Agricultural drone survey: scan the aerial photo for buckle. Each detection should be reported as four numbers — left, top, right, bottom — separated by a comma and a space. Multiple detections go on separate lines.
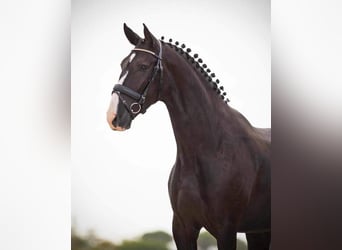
130, 102, 141, 114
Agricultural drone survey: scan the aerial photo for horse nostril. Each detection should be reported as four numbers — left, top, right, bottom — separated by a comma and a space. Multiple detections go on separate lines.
112, 116, 118, 127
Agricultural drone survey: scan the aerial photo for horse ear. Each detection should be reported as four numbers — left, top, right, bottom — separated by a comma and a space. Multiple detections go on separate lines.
143, 23, 157, 48
123, 23, 141, 46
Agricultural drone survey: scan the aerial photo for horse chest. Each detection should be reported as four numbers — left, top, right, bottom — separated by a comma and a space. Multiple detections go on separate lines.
171, 182, 207, 222
168, 156, 258, 227
169, 168, 207, 218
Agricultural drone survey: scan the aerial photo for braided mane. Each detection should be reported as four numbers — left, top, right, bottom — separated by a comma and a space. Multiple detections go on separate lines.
160, 36, 230, 104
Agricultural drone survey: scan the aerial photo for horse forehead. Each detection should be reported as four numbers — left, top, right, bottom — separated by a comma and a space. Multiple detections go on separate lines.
120, 52, 135, 68
118, 71, 128, 84
118, 52, 135, 82
129, 52, 136, 62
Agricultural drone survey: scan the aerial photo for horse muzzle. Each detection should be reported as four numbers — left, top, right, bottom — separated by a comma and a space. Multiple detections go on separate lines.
107, 93, 132, 131
106, 112, 126, 131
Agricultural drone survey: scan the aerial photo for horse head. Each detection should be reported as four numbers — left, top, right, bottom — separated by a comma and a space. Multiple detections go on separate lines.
107, 24, 162, 131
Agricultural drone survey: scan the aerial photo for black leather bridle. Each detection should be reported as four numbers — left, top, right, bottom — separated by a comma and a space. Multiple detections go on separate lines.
112, 40, 163, 119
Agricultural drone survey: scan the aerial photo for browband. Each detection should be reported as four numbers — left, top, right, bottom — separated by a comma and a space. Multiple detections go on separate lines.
132, 48, 162, 60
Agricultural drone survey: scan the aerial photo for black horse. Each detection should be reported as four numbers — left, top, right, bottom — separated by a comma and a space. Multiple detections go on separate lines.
107, 24, 270, 250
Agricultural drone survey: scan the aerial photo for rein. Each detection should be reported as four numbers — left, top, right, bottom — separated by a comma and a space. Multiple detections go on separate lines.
112, 40, 163, 118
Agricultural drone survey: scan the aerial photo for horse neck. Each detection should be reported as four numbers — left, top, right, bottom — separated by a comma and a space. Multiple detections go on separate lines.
159, 46, 254, 152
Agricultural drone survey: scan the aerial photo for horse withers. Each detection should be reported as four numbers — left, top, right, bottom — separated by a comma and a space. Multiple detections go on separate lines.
107, 24, 271, 250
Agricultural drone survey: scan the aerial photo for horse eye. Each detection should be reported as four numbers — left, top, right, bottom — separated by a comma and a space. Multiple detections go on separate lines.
139, 64, 148, 71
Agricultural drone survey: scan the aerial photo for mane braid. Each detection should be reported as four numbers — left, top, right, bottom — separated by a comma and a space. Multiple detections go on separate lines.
160, 36, 230, 104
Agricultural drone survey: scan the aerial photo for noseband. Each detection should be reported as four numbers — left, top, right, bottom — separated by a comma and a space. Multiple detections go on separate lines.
112, 40, 163, 118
